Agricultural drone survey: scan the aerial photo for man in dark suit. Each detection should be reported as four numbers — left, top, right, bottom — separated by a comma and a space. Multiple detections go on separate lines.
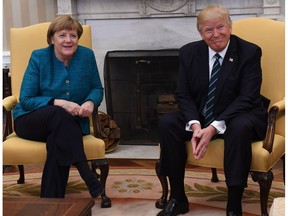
156, 5, 268, 216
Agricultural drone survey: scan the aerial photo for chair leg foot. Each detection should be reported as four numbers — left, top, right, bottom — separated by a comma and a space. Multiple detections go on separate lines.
17, 165, 25, 184
155, 160, 168, 209
155, 197, 167, 209
211, 168, 219, 182
281, 154, 285, 184
91, 159, 112, 208
101, 195, 112, 208
250, 170, 273, 216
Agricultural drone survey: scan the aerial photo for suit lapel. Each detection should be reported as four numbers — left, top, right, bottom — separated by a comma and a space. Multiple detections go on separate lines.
215, 36, 238, 97
195, 42, 209, 82
197, 43, 210, 111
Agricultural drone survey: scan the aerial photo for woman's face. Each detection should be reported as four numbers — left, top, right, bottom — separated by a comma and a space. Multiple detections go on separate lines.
51, 29, 79, 64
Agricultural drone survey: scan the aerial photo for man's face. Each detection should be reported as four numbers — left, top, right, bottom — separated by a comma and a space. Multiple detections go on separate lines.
199, 18, 232, 52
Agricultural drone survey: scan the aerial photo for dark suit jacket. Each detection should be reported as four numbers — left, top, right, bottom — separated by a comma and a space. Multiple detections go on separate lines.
175, 34, 268, 134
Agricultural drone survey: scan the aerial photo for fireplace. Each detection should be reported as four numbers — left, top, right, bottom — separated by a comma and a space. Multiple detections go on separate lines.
104, 49, 179, 145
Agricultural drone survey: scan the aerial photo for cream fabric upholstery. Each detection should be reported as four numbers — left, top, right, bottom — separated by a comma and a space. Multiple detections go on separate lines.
232, 18, 285, 137
186, 134, 285, 172
4, 133, 105, 165
3, 22, 105, 165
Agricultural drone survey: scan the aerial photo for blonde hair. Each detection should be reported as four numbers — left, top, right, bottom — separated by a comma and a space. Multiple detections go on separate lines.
47, 15, 83, 44
197, 5, 232, 32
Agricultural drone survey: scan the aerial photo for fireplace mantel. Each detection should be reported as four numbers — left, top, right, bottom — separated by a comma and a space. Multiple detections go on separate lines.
57, 0, 283, 21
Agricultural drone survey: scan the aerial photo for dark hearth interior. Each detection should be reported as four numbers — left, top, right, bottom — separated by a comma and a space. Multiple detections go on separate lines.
104, 49, 179, 145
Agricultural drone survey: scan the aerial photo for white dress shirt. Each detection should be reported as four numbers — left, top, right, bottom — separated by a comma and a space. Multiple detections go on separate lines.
185, 42, 230, 134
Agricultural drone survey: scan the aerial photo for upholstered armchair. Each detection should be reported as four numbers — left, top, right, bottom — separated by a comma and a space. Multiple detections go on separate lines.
3, 22, 112, 208
155, 18, 285, 216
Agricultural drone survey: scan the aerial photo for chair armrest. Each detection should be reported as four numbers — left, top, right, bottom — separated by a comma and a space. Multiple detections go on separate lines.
3, 95, 18, 111
3, 96, 17, 140
272, 98, 285, 112
91, 107, 101, 138
262, 98, 285, 153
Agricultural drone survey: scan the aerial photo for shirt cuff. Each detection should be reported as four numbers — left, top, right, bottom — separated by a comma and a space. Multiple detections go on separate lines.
185, 120, 226, 134
185, 120, 200, 131
211, 120, 226, 134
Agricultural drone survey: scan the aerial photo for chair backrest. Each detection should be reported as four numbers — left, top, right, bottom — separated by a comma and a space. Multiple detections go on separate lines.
10, 22, 92, 99
232, 18, 285, 137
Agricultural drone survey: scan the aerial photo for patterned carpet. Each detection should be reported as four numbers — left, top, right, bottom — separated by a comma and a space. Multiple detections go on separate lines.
3, 162, 285, 216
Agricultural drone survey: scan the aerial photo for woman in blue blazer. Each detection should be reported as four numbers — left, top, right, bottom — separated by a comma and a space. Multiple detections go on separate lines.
157, 6, 268, 216
13, 16, 104, 198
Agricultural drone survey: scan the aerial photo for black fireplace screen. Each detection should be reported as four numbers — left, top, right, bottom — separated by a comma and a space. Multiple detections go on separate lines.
104, 49, 179, 145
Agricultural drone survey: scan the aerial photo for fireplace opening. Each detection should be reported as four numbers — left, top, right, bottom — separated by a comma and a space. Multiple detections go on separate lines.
104, 49, 179, 146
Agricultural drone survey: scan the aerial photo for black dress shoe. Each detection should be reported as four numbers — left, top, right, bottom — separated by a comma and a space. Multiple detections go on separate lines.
156, 198, 189, 216
227, 211, 242, 216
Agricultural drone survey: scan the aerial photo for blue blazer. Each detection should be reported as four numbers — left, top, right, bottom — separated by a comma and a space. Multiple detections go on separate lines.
13, 45, 104, 135
176, 35, 268, 136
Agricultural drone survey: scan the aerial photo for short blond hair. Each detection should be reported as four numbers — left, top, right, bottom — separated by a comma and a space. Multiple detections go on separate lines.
47, 15, 83, 45
197, 5, 232, 32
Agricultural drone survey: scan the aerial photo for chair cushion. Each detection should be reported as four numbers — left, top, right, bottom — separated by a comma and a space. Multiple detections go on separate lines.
3, 132, 105, 165
83, 135, 106, 160
186, 134, 285, 172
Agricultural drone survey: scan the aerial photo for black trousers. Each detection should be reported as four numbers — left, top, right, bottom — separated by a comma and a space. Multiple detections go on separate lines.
158, 112, 265, 189
14, 106, 87, 198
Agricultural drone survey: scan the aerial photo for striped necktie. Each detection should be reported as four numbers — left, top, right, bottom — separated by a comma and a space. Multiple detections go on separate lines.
204, 53, 221, 127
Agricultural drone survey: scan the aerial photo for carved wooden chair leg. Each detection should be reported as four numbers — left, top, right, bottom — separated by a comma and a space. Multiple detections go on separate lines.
155, 159, 168, 209
92, 162, 101, 179
281, 154, 285, 184
92, 159, 112, 208
211, 168, 219, 182
250, 170, 273, 216
17, 165, 25, 184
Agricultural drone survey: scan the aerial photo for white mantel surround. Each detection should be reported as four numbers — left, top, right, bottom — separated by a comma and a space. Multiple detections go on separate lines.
55, 0, 282, 112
